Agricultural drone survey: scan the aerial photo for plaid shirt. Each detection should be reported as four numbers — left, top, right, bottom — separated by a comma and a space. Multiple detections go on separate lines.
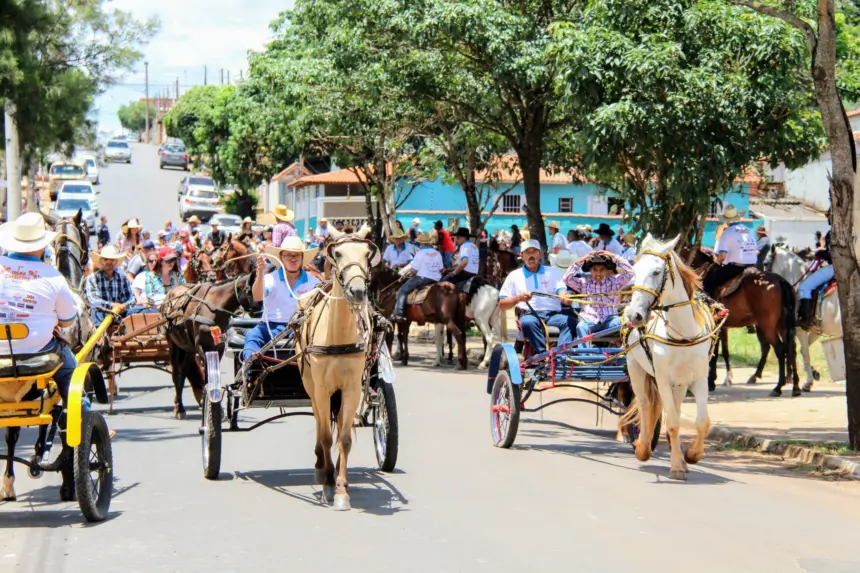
563, 255, 633, 324
271, 222, 298, 247
85, 270, 135, 308
144, 271, 185, 301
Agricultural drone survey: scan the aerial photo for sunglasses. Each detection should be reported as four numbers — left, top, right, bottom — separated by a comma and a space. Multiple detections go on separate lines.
148, 258, 157, 263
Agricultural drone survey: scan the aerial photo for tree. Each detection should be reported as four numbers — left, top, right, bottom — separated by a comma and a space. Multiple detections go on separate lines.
551, 0, 825, 246
724, 0, 860, 449
117, 101, 155, 133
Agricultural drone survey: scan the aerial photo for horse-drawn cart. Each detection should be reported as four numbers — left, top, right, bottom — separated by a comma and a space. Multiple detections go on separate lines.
197, 316, 399, 480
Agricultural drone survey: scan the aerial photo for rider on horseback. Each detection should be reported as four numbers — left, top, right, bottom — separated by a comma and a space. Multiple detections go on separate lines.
382, 229, 415, 270
797, 210, 833, 328
702, 205, 757, 299
443, 227, 479, 285
391, 232, 443, 323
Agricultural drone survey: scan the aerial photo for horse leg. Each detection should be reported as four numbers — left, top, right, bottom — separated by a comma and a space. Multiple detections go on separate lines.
333, 383, 361, 511
657, 377, 686, 481
474, 300, 495, 369
768, 335, 787, 397
800, 331, 819, 392
684, 377, 711, 465
708, 341, 718, 393
446, 328, 454, 364
170, 344, 188, 419
431, 324, 444, 367
311, 386, 335, 503
628, 359, 657, 462
747, 327, 770, 385
720, 329, 733, 386
399, 322, 409, 366
2, 428, 20, 501
446, 317, 467, 370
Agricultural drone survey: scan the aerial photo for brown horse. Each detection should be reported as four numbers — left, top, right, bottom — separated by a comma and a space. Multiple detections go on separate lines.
185, 250, 216, 283
488, 237, 518, 287
681, 246, 799, 397
369, 266, 469, 369
211, 238, 251, 279
161, 272, 258, 418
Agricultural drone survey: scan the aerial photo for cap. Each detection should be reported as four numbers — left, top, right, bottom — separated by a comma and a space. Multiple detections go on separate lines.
142, 240, 155, 250
520, 239, 542, 253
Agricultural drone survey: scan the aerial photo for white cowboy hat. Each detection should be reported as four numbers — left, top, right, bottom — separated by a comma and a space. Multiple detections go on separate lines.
553, 249, 575, 269
263, 235, 319, 266
0, 212, 57, 253
271, 204, 295, 223
126, 218, 143, 229
721, 204, 745, 222
91, 245, 126, 267
520, 239, 542, 254
242, 217, 254, 224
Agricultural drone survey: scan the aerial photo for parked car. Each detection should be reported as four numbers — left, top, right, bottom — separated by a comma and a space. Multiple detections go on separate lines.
178, 176, 222, 222
51, 197, 96, 232
125, 133, 139, 142
79, 155, 100, 184
48, 162, 86, 200
159, 144, 190, 170
201, 214, 243, 237
57, 181, 99, 214
105, 140, 132, 163
177, 174, 217, 200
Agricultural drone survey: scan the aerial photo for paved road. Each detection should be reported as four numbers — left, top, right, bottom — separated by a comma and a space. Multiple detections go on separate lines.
4, 145, 860, 573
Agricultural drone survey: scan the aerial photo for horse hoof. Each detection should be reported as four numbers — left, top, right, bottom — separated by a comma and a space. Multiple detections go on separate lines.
456, 364, 467, 371
769, 389, 782, 398
59, 485, 76, 502
321, 485, 335, 503
745, 377, 758, 385
792, 388, 802, 397
332, 494, 351, 511
175, 410, 187, 420
684, 448, 703, 465
668, 469, 687, 481
802, 382, 813, 392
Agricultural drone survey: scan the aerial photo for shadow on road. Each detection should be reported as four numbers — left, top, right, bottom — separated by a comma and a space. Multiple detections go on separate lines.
235, 467, 409, 516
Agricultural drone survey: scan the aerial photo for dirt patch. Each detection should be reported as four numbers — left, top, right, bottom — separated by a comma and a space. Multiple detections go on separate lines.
705, 441, 859, 482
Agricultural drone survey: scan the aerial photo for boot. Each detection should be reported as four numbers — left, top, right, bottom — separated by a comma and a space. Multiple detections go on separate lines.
797, 299, 813, 329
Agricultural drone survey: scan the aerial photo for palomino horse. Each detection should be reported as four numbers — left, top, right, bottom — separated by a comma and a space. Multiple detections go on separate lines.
682, 246, 799, 397
295, 225, 379, 510
161, 273, 258, 418
623, 234, 720, 481
767, 247, 841, 391
51, 211, 93, 355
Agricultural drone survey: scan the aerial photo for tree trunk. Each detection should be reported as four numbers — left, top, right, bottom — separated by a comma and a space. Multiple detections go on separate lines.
463, 179, 482, 234
811, 1, 860, 449
515, 134, 547, 256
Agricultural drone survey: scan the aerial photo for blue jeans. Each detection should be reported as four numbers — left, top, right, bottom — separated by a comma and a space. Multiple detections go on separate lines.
90, 305, 154, 327
242, 322, 289, 361
394, 276, 437, 316
519, 311, 577, 354
576, 315, 622, 348
41, 340, 90, 413
442, 251, 453, 268
798, 265, 835, 300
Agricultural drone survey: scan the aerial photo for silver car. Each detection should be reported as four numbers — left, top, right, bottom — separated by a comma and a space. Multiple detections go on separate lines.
105, 140, 132, 163
52, 196, 96, 232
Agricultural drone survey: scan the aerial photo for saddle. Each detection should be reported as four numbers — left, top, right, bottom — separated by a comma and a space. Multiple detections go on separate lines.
811, 279, 838, 324
716, 267, 760, 299
406, 285, 434, 306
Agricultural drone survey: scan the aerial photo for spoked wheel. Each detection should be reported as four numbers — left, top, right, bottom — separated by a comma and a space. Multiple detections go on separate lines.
490, 370, 521, 448
373, 380, 399, 472
201, 394, 222, 480
626, 416, 662, 453
74, 412, 113, 522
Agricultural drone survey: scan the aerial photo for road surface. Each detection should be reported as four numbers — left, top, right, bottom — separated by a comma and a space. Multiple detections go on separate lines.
3, 145, 860, 573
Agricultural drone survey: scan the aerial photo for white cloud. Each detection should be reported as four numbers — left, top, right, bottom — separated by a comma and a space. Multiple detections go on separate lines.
96, 0, 293, 133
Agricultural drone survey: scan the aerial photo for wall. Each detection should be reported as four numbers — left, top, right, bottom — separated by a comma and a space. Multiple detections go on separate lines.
781, 153, 833, 211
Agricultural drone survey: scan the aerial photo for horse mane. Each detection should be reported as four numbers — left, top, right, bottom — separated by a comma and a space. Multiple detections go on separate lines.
671, 251, 702, 298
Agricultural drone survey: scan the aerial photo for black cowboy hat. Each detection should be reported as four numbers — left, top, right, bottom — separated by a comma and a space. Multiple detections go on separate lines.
454, 227, 472, 238
581, 252, 617, 272
595, 223, 615, 237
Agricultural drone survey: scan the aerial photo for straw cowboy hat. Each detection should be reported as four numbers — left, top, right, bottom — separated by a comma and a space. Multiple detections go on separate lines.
126, 218, 142, 229
721, 204, 745, 222
546, 220, 561, 231
263, 235, 318, 266
0, 213, 57, 253
553, 249, 575, 269
389, 229, 408, 241
415, 232, 435, 245
271, 204, 295, 223
187, 215, 202, 225
91, 245, 126, 267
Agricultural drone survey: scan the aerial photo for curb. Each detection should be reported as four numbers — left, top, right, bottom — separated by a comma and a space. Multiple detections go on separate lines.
682, 416, 860, 478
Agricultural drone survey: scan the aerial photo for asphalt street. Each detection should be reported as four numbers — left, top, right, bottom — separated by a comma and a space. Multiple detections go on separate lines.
2, 145, 860, 573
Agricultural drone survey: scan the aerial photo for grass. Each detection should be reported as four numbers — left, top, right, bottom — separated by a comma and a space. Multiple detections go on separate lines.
712, 441, 760, 452
726, 329, 829, 377
772, 440, 856, 457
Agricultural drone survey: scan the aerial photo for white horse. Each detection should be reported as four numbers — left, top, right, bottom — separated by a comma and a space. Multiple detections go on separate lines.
622, 234, 716, 481
768, 247, 841, 390
432, 283, 502, 369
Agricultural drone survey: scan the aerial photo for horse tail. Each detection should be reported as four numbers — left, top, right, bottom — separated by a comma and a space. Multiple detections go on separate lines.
778, 276, 797, 383
618, 374, 661, 438
330, 389, 342, 434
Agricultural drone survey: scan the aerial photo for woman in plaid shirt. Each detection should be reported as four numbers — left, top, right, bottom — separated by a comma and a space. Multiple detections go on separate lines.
144, 247, 185, 305
563, 251, 633, 346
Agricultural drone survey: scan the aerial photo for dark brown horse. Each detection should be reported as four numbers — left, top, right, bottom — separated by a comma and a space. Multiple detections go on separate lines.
488, 237, 518, 287
185, 250, 216, 283
369, 266, 469, 369
161, 272, 258, 418
681, 246, 799, 397
210, 238, 251, 279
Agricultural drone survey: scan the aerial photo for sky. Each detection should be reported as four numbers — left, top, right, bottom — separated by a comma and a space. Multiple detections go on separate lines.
94, 0, 293, 135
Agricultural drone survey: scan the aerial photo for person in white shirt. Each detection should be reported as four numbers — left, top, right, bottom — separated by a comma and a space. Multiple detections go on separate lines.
499, 239, 576, 354
408, 217, 423, 246
703, 205, 758, 299
444, 227, 480, 285
568, 228, 594, 259
382, 229, 415, 269
621, 232, 637, 264
243, 236, 321, 361
392, 233, 443, 321
314, 218, 329, 244
547, 221, 568, 254
593, 223, 623, 255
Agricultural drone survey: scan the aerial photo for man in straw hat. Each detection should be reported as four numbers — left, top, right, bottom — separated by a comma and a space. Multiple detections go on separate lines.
382, 228, 415, 270
499, 239, 576, 354
243, 236, 321, 361
547, 220, 568, 255
392, 232, 444, 322
270, 204, 298, 248
702, 204, 757, 299
443, 227, 479, 285
0, 213, 86, 410
85, 245, 141, 326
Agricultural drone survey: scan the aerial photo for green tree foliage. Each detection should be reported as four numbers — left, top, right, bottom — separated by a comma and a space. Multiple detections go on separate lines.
117, 101, 155, 133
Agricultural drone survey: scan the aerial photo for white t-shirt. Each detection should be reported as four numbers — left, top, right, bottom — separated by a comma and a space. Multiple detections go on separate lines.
621, 245, 636, 264
411, 247, 444, 281
263, 269, 321, 323
569, 240, 593, 259
500, 265, 566, 313
551, 233, 568, 252
595, 238, 623, 255
457, 240, 480, 274
383, 243, 415, 267
0, 254, 78, 354
132, 272, 148, 302
717, 223, 758, 265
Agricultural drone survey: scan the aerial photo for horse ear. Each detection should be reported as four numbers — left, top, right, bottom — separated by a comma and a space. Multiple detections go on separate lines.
329, 227, 344, 241
357, 225, 371, 239
368, 244, 381, 267
74, 209, 82, 224
664, 234, 681, 252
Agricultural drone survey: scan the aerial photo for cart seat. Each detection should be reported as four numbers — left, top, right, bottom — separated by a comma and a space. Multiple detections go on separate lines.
230, 317, 262, 329
113, 313, 164, 341
0, 352, 62, 379
226, 328, 292, 351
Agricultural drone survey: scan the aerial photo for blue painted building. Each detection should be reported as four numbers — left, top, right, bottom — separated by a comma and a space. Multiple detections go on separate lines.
283, 163, 757, 247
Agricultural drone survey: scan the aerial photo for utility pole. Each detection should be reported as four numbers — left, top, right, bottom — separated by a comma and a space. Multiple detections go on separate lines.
144, 61, 150, 144
239, 69, 243, 82
4, 103, 21, 221
220, 68, 224, 85
175, 77, 179, 101
227, 70, 231, 85
204, 65, 208, 86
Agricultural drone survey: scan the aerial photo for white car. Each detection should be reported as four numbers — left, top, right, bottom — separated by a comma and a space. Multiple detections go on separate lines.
105, 140, 132, 163
51, 196, 96, 232
57, 181, 99, 215
79, 155, 100, 184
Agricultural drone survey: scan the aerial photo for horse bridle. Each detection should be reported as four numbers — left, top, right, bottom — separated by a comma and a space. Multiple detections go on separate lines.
630, 250, 695, 312
326, 236, 378, 297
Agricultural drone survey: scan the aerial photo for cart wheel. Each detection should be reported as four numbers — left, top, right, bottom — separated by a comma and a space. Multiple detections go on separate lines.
627, 416, 662, 453
201, 394, 222, 480
373, 380, 399, 472
491, 370, 521, 448
74, 412, 113, 522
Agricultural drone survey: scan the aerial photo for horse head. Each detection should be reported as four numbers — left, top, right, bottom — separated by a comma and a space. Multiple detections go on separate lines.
326, 225, 380, 305
625, 233, 682, 328
54, 209, 89, 290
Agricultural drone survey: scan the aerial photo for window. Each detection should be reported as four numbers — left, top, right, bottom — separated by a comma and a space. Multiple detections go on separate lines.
278, 182, 288, 205
51, 165, 84, 176
107, 141, 129, 149
190, 176, 214, 186
501, 194, 522, 213
447, 217, 461, 231
60, 184, 93, 194
56, 198, 92, 212
190, 189, 218, 199
607, 197, 625, 216
708, 200, 722, 218
558, 197, 573, 213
